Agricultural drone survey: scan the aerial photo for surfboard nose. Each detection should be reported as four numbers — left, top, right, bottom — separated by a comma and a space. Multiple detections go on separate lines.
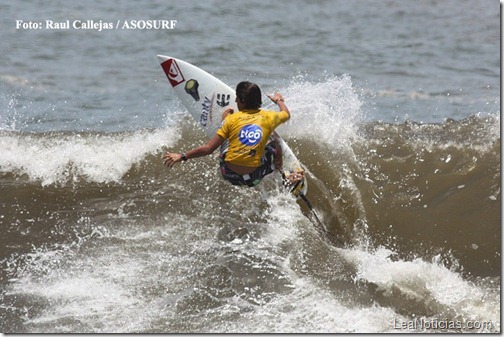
157, 54, 170, 64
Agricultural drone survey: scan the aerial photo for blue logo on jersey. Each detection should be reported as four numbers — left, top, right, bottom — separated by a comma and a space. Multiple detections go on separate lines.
239, 124, 263, 146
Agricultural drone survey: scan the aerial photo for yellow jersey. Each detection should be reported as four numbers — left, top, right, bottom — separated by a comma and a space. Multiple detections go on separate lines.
216, 109, 289, 167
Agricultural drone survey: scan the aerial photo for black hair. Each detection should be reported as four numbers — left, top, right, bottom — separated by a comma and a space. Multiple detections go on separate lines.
236, 81, 262, 109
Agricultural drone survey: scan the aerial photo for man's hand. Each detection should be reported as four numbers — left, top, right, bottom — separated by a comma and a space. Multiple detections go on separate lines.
267, 92, 290, 119
267, 92, 284, 104
221, 107, 234, 120
162, 152, 182, 168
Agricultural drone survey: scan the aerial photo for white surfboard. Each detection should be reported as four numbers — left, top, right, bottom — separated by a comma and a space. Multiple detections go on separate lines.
157, 55, 306, 196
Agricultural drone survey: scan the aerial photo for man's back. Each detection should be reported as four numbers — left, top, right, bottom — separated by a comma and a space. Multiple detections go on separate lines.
217, 109, 289, 167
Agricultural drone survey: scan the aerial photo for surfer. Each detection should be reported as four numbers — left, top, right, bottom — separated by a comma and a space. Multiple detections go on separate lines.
162, 81, 304, 187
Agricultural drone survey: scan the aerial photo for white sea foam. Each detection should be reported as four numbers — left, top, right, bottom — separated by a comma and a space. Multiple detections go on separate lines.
279, 74, 364, 150
341, 246, 500, 331
0, 127, 179, 185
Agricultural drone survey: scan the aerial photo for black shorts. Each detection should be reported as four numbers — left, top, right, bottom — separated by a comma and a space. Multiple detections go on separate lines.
219, 142, 276, 187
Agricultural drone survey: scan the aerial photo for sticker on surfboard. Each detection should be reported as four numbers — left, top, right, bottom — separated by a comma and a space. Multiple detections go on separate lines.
161, 58, 185, 87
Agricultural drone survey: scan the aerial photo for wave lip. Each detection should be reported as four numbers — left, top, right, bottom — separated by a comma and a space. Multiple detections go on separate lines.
0, 128, 179, 186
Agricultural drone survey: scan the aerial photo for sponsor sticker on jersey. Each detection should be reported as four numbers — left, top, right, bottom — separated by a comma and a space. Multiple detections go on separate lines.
239, 124, 263, 146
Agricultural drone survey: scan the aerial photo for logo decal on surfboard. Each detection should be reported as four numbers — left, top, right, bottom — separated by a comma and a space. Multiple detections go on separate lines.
200, 95, 213, 127
161, 58, 185, 87
185, 79, 200, 101
216, 93, 230, 107
239, 124, 263, 146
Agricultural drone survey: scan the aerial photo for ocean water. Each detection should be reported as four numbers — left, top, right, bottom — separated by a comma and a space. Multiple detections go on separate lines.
0, 0, 500, 333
